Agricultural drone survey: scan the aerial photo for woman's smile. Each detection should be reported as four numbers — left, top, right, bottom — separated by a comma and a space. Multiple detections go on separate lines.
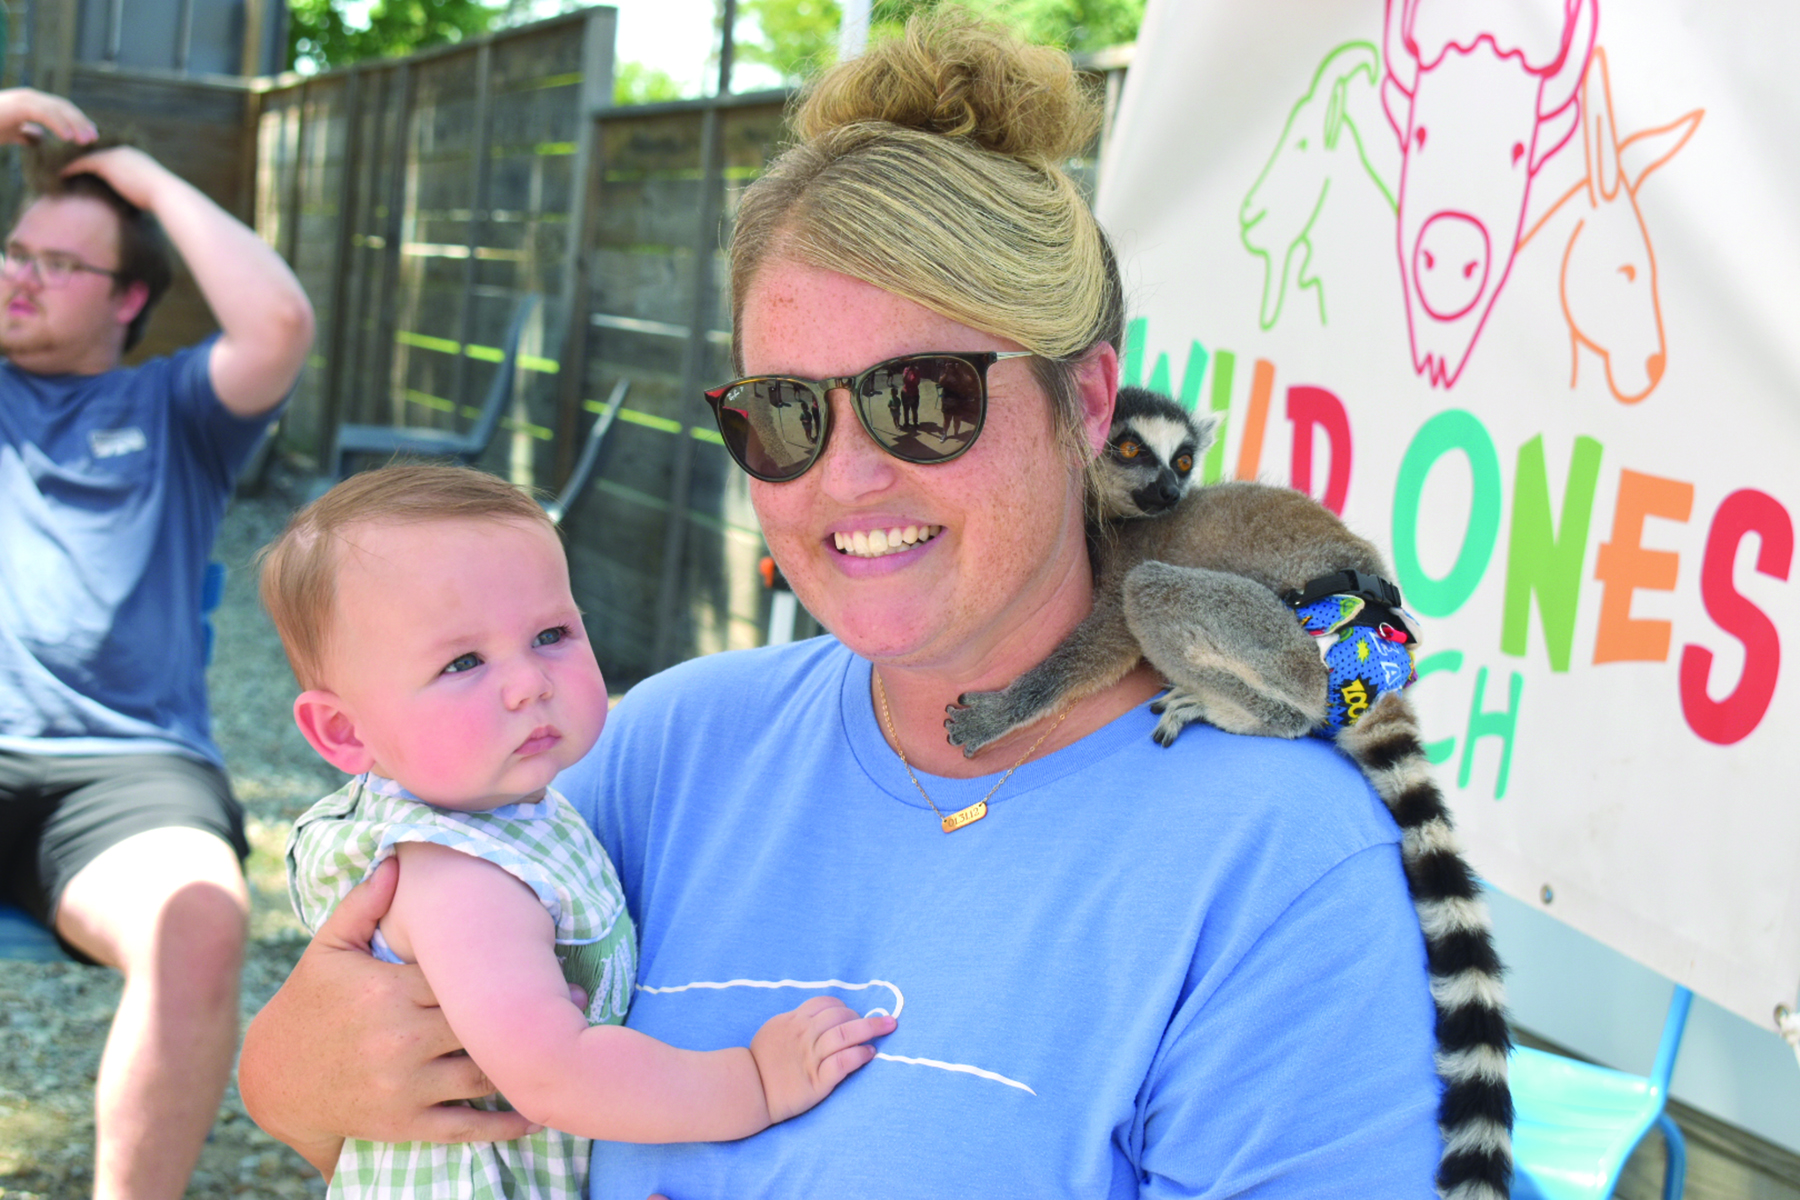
831, 523, 943, 558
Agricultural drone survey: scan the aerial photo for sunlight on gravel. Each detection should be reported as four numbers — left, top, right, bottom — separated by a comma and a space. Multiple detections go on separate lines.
0, 467, 338, 1198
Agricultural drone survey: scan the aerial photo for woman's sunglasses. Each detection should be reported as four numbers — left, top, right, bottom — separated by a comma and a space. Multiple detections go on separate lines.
703, 350, 1035, 483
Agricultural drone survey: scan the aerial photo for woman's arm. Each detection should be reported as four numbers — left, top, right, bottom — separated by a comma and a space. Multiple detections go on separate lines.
389, 841, 895, 1142
238, 858, 534, 1175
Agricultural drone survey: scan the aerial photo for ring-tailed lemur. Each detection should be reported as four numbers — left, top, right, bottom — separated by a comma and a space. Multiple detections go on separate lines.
946, 387, 1513, 1200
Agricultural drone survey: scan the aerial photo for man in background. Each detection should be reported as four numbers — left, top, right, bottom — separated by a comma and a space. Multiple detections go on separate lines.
0, 87, 313, 1198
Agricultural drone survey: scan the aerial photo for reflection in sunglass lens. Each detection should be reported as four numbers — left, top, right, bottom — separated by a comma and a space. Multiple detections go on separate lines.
707, 352, 1003, 483
717, 381, 824, 481
859, 357, 983, 463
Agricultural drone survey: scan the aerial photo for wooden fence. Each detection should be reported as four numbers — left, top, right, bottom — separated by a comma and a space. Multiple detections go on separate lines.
252, 11, 1126, 689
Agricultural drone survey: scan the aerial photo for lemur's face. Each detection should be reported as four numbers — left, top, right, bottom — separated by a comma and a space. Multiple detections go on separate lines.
1094, 409, 1204, 520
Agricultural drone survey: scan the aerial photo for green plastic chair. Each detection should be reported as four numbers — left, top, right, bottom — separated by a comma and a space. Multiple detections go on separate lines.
1511, 984, 1691, 1200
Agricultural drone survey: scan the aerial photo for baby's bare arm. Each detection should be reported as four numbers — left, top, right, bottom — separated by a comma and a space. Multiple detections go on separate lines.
239, 858, 531, 1177
391, 843, 894, 1143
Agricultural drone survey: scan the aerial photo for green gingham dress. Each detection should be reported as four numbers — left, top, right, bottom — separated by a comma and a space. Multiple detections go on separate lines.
287, 773, 636, 1200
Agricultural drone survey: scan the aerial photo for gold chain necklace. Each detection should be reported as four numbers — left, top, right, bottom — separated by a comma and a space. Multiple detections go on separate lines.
873, 669, 1069, 833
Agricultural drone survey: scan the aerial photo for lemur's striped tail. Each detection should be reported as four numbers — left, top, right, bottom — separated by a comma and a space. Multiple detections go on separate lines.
1338, 691, 1514, 1200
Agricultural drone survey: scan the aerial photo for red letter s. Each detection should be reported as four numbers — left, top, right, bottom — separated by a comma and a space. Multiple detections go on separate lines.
1679, 490, 1793, 745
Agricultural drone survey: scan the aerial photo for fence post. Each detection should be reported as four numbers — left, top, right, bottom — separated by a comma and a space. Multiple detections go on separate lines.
450, 40, 498, 422
343, 66, 389, 420
653, 0, 737, 671
372, 60, 414, 427
319, 67, 365, 452
553, 7, 616, 490
281, 80, 308, 271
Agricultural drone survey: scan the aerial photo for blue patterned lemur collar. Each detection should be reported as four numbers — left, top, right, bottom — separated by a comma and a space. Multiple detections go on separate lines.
1282, 571, 1423, 732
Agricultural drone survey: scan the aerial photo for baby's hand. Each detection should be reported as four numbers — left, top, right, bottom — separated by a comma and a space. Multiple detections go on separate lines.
749, 996, 896, 1124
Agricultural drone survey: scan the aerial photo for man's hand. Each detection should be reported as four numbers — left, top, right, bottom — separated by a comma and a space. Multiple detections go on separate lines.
238, 858, 533, 1177
0, 88, 95, 146
60, 145, 174, 211
54, 137, 316, 415
748, 996, 895, 1125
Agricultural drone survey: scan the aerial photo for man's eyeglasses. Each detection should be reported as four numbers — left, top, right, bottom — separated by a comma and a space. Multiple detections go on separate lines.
704, 351, 1035, 483
0, 244, 122, 288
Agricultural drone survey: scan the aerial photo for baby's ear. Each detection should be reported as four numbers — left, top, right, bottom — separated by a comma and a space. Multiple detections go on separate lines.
293, 690, 374, 774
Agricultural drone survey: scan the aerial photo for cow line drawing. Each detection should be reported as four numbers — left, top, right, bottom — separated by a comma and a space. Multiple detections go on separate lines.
1239, 41, 1397, 330
1382, 0, 1596, 388
1519, 46, 1702, 404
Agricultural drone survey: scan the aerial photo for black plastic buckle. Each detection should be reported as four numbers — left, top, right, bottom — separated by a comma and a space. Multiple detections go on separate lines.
1280, 569, 1404, 612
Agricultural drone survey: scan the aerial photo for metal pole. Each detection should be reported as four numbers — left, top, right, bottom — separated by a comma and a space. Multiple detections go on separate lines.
176, 0, 195, 73
651, 0, 735, 671
839, 0, 871, 60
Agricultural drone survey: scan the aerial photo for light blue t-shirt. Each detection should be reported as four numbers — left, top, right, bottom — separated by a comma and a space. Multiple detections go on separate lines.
0, 338, 273, 765
559, 638, 1441, 1199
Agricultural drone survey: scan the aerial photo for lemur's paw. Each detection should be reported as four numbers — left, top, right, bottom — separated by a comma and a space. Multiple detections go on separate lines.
1150, 689, 1206, 747
944, 692, 1013, 757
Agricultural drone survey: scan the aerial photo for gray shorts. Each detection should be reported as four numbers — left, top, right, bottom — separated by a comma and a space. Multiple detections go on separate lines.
0, 750, 248, 962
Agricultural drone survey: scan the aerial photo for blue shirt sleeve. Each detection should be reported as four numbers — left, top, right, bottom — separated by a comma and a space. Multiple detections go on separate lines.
1136, 843, 1441, 1198
168, 335, 281, 492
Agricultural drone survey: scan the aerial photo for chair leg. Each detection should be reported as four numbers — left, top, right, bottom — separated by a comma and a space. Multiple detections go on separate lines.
1656, 1111, 1686, 1200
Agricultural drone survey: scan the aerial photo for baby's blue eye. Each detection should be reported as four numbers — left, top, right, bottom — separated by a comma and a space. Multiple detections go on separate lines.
534, 625, 569, 647
442, 652, 481, 675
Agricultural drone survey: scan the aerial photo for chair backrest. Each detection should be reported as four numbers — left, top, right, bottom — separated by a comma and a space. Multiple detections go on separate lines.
1650, 985, 1693, 1096
464, 293, 544, 455
546, 378, 629, 524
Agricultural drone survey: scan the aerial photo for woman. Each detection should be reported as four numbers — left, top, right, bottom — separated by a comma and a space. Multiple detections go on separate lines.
242, 15, 1442, 1197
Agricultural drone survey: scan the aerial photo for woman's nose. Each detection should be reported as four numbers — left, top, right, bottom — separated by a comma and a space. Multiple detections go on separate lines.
816, 387, 897, 499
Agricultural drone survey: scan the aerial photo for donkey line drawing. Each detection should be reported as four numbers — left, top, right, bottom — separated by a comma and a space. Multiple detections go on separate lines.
1519, 45, 1702, 405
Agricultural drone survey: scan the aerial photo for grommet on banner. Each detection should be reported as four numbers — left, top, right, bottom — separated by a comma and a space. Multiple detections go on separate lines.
1776, 1003, 1800, 1070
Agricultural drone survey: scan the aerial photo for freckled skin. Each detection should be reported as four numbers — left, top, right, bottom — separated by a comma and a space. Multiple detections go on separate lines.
738, 258, 1159, 778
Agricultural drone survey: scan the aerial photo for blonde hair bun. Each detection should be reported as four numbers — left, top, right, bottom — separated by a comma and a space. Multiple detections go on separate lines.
796, 12, 1101, 166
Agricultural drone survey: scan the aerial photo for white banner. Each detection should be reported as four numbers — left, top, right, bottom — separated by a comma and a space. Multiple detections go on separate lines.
1096, 0, 1799, 1030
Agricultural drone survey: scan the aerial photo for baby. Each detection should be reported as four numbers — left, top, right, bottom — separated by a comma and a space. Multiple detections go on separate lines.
260, 463, 893, 1198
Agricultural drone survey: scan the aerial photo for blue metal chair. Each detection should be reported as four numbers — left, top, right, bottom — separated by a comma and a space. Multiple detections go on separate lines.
1512, 984, 1692, 1200
543, 378, 628, 525
327, 293, 543, 481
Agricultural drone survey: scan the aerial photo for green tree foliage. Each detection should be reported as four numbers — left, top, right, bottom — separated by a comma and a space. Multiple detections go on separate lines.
736, 0, 1143, 85
735, 0, 841, 86
614, 61, 687, 105
974, 0, 1143, 53
287, 0, 502, 73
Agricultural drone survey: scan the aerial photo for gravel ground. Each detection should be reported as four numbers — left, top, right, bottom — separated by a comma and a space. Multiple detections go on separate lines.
0, 465, 340, 1198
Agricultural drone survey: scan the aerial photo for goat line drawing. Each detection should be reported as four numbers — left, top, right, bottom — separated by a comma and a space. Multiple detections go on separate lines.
1239, 41, 1396, 331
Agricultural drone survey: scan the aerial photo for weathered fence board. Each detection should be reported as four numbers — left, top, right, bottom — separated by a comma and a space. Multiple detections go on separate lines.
250, 14, 1117, 685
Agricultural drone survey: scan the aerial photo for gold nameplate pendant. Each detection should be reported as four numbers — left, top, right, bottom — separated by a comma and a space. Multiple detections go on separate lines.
940, 801, 987, 833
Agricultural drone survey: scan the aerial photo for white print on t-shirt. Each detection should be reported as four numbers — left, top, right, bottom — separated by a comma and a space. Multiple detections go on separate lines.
636, 976, 1036, 1095
89, 427, 147, 458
